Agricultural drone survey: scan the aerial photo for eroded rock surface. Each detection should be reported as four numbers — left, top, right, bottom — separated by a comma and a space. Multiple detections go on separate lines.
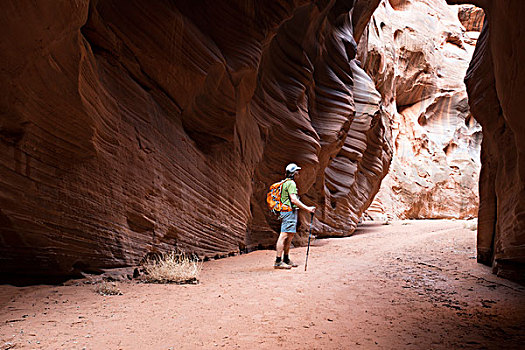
358, 0, 482, 219
447, 0, 525, 282
0, 0, 389, 277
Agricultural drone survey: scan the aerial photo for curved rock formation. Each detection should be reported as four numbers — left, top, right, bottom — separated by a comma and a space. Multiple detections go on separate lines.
0, 0, 389, 278
458, 5, 485, 32
447, 0, 525, 283
357, 0, 482, 219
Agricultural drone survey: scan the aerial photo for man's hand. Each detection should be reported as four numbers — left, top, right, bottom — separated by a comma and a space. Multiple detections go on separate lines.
307, 206, 316, 214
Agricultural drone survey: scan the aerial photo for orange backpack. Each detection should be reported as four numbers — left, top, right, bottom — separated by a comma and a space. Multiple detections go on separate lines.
267, 179, 292, 213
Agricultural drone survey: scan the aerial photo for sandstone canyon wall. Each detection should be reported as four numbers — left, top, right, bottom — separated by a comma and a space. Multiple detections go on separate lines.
447, 0, 525, 282
358, 0, 483, 220
0, 0, 391, 278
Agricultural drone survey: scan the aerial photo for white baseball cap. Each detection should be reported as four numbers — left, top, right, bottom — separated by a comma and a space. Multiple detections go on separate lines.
285, 163, 301, 173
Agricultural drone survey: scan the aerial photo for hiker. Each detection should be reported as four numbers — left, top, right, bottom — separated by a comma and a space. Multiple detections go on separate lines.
274, 163, 316, 269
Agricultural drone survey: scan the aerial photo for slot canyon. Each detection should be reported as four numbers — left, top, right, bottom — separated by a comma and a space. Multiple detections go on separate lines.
1, 0, 525, 348
2, 0, 523, 283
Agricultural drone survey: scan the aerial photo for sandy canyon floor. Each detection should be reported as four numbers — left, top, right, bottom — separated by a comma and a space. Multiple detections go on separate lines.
1, 220, 524, 349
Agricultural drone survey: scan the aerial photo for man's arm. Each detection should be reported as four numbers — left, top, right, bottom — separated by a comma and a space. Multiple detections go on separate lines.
290, 193, 316, 213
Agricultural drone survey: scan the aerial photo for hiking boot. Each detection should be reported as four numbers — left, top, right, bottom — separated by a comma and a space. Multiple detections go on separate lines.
274, 261, 292, 269
284, 260, 298, 268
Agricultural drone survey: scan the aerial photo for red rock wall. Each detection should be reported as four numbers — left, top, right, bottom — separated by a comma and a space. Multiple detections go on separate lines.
448, 0, 525, 282
0, 0, 389, 277
458, 4, 485, 31
357, 0, 482, 220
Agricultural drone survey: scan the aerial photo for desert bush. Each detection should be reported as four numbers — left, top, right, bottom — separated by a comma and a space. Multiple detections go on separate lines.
95, 282, 123, 296
142, 252, 201, 284
463, 220, 478, 231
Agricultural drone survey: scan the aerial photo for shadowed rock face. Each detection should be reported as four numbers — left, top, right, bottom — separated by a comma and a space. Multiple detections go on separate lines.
358, 0, 482, 220
448, 0, 525, 283
0, 0, 390, 277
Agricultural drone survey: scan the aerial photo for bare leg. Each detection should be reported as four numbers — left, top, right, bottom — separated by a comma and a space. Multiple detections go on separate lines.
283, 232, 294, 256
276, 232, 288, 259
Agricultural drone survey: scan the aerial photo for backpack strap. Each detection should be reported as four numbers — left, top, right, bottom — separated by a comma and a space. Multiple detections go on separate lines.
280, 178, 293, 212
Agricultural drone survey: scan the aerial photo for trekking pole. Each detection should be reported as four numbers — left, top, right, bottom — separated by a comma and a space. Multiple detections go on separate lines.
304, 212, 314, 271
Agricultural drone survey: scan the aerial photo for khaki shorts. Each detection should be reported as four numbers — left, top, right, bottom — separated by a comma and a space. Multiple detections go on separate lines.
280, 210, 298, 233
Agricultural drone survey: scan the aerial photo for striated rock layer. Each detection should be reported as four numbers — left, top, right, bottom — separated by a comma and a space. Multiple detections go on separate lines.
0, 0, 390, 277
358, 0, 482, 220
446, 0, 525, 282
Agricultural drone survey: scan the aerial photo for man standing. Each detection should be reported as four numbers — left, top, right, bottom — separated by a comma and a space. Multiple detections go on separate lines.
275, 163, 316, 269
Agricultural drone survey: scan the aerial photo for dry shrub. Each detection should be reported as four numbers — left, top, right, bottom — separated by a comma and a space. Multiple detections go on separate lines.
142, 252, 201, 284
463, 221, 478, 231
95, 282, 123, 296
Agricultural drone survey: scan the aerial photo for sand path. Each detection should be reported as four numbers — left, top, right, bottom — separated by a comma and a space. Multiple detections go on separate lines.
1, 220, 524, 349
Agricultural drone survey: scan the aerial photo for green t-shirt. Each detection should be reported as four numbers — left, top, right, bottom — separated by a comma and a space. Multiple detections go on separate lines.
281, 179, 298, 209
